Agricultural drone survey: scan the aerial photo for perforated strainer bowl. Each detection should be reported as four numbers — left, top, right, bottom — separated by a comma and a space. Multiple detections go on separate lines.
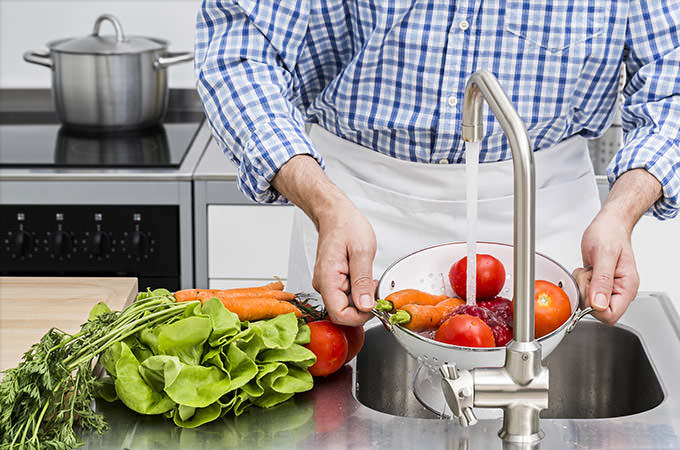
373, 241, 592, 371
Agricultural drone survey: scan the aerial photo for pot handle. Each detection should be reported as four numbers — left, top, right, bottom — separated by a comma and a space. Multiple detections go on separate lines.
23, 50, 53, 69
154, 52, 194, 69
566, 306, 594, 334
92, 14, 126, 42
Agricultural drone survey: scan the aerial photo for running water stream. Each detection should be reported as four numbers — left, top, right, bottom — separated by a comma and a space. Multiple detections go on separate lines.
465, 141, 481, 306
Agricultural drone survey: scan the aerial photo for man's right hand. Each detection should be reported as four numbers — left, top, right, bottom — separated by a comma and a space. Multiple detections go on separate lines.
271, 154, 376, 326
312, 198, 376, 325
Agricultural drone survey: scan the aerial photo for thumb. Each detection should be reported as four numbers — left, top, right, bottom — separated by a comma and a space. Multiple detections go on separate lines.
349, 248, 375, 312
588, 250, 619, 311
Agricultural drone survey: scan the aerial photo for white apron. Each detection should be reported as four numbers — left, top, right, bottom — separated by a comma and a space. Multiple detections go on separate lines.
286, 124, 601, 294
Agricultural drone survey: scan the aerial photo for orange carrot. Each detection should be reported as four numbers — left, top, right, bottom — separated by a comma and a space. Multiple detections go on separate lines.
174, 280, 289, 303
261, 279, 285, 291
383, 289, 448, 312
174, 288, 301, 321
436, 297, 465, 317
390, 298, 465, 331
192, 290, 295, 303
214, 296, 301, 321
202, 290, 294, 301
394, 304, 444, 331
173, 289, 204, 302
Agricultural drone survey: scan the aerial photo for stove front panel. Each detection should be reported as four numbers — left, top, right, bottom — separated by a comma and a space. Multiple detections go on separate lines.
0, 205, 181, 291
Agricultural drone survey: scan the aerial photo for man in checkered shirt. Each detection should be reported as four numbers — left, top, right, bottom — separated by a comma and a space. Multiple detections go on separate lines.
196, 1, 679, 327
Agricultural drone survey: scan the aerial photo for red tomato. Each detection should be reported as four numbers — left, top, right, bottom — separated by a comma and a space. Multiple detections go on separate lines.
512, 280, 572, 338
434, 314, 496, 347
338, 325, 365, 363
305, 321, 348, 377
533, 280, 572, 338
449, 254, 506, 300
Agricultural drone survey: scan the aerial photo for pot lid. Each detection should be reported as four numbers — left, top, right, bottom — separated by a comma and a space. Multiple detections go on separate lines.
50, 14, 166, 55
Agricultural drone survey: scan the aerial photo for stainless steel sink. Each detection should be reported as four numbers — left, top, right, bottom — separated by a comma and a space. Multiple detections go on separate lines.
356, 321, 664, 420
542, 321, 663, 418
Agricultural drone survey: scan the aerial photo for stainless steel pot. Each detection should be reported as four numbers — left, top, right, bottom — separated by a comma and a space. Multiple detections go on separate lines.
23, 14, 193, 130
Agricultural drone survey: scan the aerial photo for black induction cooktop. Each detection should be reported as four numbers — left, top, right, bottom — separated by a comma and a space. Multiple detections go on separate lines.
0, 110, 204, 169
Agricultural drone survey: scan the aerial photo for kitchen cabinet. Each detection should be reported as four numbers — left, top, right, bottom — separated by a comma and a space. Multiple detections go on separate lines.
193, 140, 295, 288
207, 204, 294, 285
632, 215, 680, 312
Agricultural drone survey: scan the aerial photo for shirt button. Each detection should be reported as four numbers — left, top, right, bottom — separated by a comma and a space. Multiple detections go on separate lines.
459, 19, 470, 31
447, 95, 457, 107
439, 158, 449, 164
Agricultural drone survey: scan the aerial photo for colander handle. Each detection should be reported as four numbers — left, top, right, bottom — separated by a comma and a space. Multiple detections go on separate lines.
371, 309, 393, 332
566, 307, 594, 334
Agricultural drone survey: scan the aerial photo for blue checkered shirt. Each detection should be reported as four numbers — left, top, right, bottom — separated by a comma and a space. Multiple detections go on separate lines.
195, 0, 680, 219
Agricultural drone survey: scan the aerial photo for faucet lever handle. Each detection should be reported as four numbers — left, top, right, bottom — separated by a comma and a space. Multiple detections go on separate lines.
440, 364, 477, 427
461, 406, 478, 427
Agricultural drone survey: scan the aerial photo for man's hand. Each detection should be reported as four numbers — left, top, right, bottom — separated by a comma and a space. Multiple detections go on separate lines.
574, 169, 662, 325
272, 154, 376, 326
574, 215, 639, 325
312, 200, 376, 325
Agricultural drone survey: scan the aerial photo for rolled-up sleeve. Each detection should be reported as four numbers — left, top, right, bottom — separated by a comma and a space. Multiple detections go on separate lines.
608, 1, 680, 219
195, 0, 323, 204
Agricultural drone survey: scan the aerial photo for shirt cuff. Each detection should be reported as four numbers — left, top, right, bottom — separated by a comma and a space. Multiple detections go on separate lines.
236, 119, 324, 204
607, 132, 680, 220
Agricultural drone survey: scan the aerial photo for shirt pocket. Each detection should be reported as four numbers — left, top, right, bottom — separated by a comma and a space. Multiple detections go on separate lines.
504, 0, 604, 54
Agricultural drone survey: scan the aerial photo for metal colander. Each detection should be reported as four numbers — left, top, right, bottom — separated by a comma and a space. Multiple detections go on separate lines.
372, 241, 592, 371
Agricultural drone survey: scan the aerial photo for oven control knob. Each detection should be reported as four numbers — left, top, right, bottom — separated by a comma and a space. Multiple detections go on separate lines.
90, 231, 110, 257
129, 230, 149, 256
53, 230, 73, 257
13, 230, 34, 257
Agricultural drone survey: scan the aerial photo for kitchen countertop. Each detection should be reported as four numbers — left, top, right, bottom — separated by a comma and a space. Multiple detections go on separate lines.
193, 137, 239, 181
0, 276, 137, 371
81, 292, 680, 450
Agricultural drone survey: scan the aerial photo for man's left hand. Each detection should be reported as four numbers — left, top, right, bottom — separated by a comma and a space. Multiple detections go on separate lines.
573, 168, 662, 325
574, 211, 639, 325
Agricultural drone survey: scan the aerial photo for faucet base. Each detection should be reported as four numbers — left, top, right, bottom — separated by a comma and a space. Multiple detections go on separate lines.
498, 403, 545, 444
498, 429, 545, 444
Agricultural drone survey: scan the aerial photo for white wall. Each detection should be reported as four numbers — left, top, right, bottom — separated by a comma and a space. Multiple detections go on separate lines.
0, 0, 200, 88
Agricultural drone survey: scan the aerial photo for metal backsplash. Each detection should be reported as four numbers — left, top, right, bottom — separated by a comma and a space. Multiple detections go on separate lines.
586, 66, 626, 176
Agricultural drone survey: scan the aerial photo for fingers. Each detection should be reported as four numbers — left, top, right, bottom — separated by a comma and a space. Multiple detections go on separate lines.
326, 295, 373, 325
591, 253, 640, 326
348, 245, 376, 312
310, 204, 376, 324
587, 247, 620, 312
313, 259, 372, 326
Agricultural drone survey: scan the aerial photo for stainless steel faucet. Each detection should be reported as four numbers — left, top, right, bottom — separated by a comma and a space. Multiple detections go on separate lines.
440, 70, 549, 443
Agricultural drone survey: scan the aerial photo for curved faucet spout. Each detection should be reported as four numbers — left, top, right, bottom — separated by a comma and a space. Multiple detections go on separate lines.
462, 70, 536, 343
442, 71, 548, 444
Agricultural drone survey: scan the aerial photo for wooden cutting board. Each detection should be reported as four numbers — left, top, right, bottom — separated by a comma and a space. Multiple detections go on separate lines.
0, 277, 137, 372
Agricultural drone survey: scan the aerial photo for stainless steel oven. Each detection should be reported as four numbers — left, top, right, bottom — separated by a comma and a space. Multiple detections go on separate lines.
0, 89, 209, 290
